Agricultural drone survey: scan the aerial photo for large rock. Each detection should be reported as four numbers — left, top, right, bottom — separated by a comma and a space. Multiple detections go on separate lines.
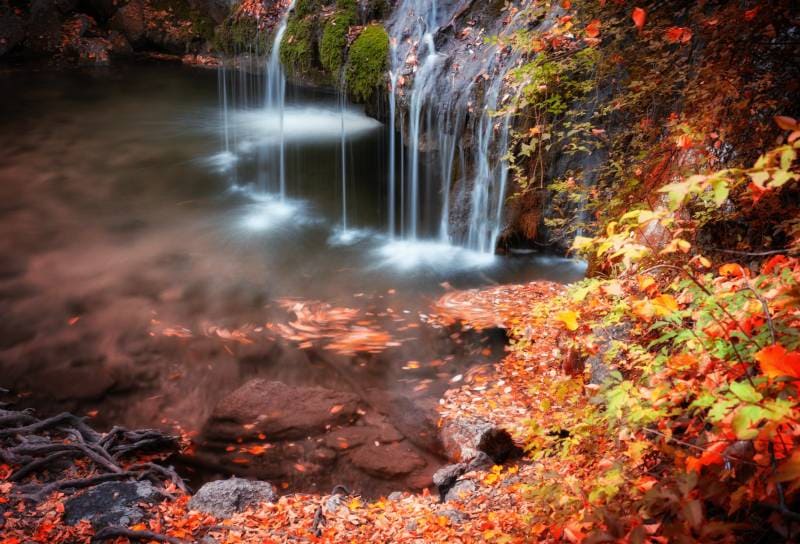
0, 11, 25, 57
204, 379, 360, 441
110, 0, 145, 46
64, 481, 157, 528
189, 478, 277, 518
349, 442, 426, 479
440, 418, 521, 463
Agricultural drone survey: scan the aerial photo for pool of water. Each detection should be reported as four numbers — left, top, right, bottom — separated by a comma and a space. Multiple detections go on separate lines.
0, 62, 584, 496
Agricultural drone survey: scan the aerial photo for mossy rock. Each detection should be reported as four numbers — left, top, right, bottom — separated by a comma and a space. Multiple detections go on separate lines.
214, 14, 270, 55
345, 24, 389, 102
293, 0, 323, 18
319, 0, 358, 78
280, 16, 316, 76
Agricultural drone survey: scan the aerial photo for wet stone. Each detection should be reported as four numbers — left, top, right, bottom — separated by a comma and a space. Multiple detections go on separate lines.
189, 477, 277, 519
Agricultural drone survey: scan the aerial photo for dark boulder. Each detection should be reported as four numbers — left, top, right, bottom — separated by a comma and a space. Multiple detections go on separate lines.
64, 481, 157, 528
110, 0, 145, 47
440, 418, 521, 463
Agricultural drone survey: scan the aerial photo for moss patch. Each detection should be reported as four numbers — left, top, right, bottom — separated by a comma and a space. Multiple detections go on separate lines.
345, 24, 389, 102
213, 14, 270, 55
319, 0, 358, 78
280, 16, 316, 76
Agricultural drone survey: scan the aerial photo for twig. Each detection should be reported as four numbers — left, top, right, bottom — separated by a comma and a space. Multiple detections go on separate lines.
643, 428, 757, 466
708, 248, 792, 257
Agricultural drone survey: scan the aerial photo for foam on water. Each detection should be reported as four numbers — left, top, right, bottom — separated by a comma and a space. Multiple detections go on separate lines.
374, 239, 497, 272
233, 106, 383, 144
328, 227, 372, 246
234, 190, 306, 232
203, 150, 238, 172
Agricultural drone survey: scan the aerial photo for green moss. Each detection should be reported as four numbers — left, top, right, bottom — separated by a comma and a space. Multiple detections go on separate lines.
345, 24, 389, 102
293, 0, 323, 18
320, 0, 358, 78
213, 14, 270, 55
280, 17, 316, 76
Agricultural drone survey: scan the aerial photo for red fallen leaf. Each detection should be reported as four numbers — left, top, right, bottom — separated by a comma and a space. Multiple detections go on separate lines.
744, 6, 760, 21
774, 115, 799, 131
686, 441, 727, 473
86, 410, 99, 418
329, 404, 344, 414
231, 457, 251, 464
755, 344, 800, 380
294, 463, 307, 473
762, 255, 789, 274
561, 0, 571, 9
748, 181, 768, 204
632, 7, 646, 30
585, 19, 601, 38
665, 26, 692, 44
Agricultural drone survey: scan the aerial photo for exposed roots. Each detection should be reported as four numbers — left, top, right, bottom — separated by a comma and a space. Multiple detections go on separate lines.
0, 405, 186, 503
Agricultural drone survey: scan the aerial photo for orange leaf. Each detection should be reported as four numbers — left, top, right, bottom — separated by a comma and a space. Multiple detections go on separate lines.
632, 7, 646, 30
755, 344, 800, 380
686, 441, 727, 473
719, 263, 746, 279
774, 115, 799, 131
665, 26, 692, 44
585, 19, 601, 38
743, 7, 760, 21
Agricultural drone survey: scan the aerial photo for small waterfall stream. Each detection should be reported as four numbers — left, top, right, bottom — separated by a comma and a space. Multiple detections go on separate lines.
264, 0, 296, 198
387, 0, 524, 254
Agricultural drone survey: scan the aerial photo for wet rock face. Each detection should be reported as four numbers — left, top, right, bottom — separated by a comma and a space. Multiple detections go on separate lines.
63, 481, 157, 528
189, 477, 277, 518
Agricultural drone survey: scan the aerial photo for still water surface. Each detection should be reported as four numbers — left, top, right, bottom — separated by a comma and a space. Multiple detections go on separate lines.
0, 63, 583, 494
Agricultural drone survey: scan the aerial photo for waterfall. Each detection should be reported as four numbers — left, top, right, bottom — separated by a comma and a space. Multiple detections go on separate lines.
387, 0, 523, 254
387, 41, 398, 239
264, 0, 296, 199
339, 71, 348, 233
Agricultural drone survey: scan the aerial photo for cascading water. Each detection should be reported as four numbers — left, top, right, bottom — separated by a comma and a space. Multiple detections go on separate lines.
339, 71, 349, 233
387, 0, 525, 254
264, 0, 296, 199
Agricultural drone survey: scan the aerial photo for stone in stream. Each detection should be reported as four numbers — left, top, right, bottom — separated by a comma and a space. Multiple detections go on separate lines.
63, 481, 157, 528
203, 379, 360, 441
440, 418, 521, 464
189, 477, 277, 518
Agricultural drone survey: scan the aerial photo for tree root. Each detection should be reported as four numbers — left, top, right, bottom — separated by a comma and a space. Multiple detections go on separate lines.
1, 405, 185, 502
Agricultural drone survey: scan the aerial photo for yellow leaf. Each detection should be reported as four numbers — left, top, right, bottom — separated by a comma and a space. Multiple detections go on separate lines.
651, 294, 679, 316
555, 310, 579, 331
